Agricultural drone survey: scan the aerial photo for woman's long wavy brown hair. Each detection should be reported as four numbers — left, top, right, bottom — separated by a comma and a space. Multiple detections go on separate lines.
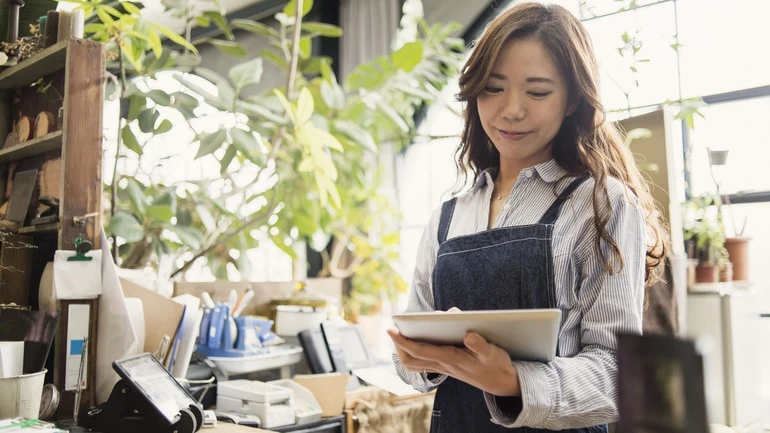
455, 2, 667, 283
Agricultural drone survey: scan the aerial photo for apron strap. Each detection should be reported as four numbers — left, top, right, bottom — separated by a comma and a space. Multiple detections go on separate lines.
437, 198, 457, 245
538, 176, 589, 225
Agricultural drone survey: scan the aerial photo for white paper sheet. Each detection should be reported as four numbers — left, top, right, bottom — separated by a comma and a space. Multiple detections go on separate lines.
95, 227, 139, 404
53, 250, 102, 300
170, 295, 202, 379
65, 304, 89, 391
352, 365, 420, 397
0, 341, 24, 378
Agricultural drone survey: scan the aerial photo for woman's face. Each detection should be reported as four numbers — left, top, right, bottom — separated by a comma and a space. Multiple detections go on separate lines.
477, 37, 572, 169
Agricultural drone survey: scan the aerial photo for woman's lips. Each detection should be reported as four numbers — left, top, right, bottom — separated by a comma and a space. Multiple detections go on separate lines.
497, 129, 531, 141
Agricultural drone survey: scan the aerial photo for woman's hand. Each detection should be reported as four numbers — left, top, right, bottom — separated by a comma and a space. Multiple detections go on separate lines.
387, 328, 521, 397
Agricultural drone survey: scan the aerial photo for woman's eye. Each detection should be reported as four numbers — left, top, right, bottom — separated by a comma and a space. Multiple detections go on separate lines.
529, 91, 552, 98
484, 87, 503, 94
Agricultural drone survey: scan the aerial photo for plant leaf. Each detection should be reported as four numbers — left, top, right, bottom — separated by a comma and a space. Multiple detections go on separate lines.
121, 125, 142, 155
220, 143, 237, 174
165, 224, 204, 248
295, 87, 314, 125
260, 50, 288, 70
392, 41, 423, 72
270, 234, 297, 259
229, 58, 264, 90
146, 205, 174, 222
231, 128, 262, 158
299, 37, 311, 59
375, 99, 409, 133
138, 109, 159, 133
121, 1, 142, 15
125, 178, 146, 216
334, 120, 376, 152
147, 89, 171, 106
171, 91, 199, 108
155, 119, 173, 134
207, 39, 248, 57
283, 0, 314, 18
301, 22, 342, 37
147, 29, 162, 59
273, 90, 297, 125
231, 19, 277, 38
196, 129, 227, 159
153, 23, 198, 54
204, 11, 233, 40
109, 212, 145, 243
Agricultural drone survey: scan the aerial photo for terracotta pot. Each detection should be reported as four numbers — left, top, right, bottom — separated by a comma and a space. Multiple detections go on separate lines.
695, 264, 718, 283
725, 237, 750, 281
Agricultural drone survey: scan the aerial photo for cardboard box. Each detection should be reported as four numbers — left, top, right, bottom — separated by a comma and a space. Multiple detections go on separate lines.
121, 278, 185, 366
292, 373, 349, 417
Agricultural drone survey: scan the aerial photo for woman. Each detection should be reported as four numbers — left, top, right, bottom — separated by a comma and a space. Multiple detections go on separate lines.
388, 2, 667, 432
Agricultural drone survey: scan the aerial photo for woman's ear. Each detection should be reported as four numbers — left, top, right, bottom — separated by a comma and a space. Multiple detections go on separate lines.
566, 100, 578, 116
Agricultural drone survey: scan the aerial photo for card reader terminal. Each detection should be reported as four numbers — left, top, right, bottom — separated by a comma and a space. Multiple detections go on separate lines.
216, 380, 295, 429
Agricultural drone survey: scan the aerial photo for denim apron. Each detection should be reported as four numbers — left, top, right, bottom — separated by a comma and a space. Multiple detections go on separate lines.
430, 176, 606, 433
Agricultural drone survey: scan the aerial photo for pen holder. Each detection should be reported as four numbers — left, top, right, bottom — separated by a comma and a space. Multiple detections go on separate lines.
196, 304, 274, 358
234, 317, 274, 351
0, 369, 46, 419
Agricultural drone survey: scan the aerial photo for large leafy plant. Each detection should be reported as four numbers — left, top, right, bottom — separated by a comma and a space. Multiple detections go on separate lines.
79, 0, 463, 314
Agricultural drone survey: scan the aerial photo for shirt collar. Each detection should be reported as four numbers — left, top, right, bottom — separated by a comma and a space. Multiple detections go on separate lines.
473, 159, 569, 191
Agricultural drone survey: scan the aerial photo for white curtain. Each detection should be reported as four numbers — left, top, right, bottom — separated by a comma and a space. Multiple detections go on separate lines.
339, 0, 401, 79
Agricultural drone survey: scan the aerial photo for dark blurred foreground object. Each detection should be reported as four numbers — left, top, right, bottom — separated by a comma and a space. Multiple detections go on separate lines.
617, 334, 709, 433
0, 305, 58, 373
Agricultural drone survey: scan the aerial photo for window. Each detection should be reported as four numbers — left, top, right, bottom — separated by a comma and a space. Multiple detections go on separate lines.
688, 96, 770, 197
676, 0, 770, 98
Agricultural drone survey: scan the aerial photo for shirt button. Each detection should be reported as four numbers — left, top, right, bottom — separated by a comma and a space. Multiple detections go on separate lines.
525, 170, 533, 178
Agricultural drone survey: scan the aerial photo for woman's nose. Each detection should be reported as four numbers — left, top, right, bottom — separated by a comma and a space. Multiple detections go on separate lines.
501, 93, 525, 121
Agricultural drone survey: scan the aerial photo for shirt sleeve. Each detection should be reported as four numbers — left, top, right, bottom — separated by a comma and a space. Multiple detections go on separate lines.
484, 193, 646, 429
392, 206, 449, 392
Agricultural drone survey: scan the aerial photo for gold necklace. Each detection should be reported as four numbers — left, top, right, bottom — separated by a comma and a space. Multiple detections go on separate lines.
492, 193, 509, 201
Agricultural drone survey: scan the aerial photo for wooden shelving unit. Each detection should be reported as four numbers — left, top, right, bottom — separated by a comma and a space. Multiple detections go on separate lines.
0, 37, 103, 419
0, 131, 62, 163
0, 39, 70, 89
18, 222, 60, 234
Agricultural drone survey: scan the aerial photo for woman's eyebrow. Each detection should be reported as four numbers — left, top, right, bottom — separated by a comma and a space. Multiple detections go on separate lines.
526, 76, 556, 84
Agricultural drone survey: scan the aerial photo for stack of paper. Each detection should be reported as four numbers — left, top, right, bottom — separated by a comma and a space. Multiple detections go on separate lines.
0, 341, 24, 378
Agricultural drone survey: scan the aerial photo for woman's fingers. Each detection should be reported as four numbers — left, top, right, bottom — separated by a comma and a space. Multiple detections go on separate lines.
388, 329, 455, 373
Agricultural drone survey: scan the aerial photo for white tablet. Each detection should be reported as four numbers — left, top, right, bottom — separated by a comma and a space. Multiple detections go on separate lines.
392, 309, 561, 362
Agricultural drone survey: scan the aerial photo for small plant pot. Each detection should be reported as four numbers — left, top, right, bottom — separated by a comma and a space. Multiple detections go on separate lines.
695, 264, 718, 283
725, 237, 750, 281
719, 263, 733, 283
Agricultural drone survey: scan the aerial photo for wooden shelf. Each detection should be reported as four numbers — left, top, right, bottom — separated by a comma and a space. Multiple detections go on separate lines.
18, 222, 60, 234
0, 39, 69, 90
0, 131, 62, 163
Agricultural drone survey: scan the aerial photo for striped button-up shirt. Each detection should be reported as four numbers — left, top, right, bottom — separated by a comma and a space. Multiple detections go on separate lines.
394, 159, 646, 429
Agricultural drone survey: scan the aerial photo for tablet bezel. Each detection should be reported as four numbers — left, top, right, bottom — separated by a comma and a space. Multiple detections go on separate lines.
392, 308, 561, 362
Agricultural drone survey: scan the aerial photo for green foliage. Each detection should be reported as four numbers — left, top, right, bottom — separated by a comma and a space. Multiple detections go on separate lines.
86, 1, 463, 313
682, 194, 729, 268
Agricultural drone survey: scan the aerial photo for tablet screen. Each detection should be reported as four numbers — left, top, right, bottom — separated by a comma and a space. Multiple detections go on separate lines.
115, 354, 198, 423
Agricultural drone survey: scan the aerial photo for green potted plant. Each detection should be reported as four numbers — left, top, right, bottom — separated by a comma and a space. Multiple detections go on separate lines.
682, 194, 730, 283
75, 0, 463, 315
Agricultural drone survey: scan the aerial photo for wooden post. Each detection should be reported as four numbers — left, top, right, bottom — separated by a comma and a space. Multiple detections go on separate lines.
53, 37, 104, 418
